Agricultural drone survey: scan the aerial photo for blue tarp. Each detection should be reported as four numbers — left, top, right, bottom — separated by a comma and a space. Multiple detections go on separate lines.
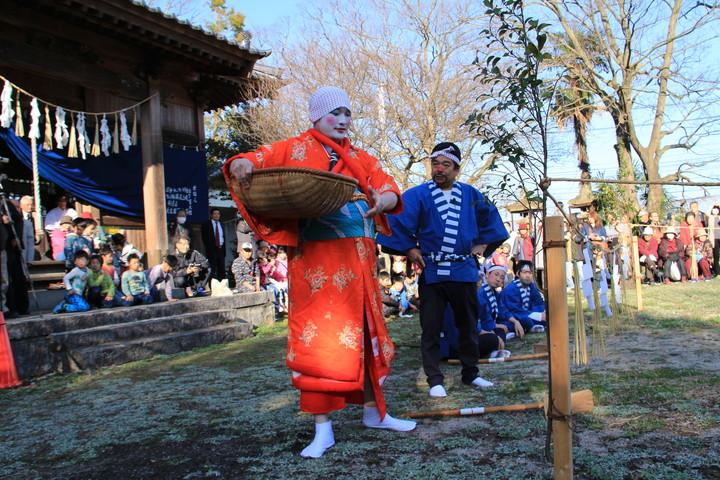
0, 127, 209, 222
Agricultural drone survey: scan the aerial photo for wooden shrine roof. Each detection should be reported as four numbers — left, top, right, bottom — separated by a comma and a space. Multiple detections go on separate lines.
4, 0, 272, 109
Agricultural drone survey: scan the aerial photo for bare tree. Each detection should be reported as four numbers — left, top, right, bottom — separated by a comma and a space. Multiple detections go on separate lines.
544, 0, 720, 213
237, 0, 496, 189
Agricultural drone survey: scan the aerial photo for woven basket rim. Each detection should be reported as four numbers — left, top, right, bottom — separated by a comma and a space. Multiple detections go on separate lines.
248, 166, 359, 186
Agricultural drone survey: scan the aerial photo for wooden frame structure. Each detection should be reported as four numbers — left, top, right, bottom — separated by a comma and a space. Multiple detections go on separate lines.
0, 0, 270, 264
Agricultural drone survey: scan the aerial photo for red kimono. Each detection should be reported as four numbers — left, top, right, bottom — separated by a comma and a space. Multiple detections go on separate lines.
224, 129, 402, 417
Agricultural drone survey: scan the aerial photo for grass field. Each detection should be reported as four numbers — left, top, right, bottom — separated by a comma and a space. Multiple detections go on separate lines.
1, 280, 719, 479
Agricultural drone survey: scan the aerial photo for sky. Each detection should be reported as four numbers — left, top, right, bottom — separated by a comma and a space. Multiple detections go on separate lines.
166, 0, 720, 211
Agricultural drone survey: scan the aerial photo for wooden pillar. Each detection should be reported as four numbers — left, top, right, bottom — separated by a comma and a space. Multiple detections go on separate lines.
140, 87, 168, 266
631, 236, 643, 311
545, 216, 573, 480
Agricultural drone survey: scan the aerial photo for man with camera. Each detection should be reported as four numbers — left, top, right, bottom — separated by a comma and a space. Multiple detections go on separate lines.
171, 235, 210, 297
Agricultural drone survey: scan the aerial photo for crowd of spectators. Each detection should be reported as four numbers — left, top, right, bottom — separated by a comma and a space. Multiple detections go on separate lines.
3, 191, 716, 320
0, 193, 290, 317
574, 201, 720, 285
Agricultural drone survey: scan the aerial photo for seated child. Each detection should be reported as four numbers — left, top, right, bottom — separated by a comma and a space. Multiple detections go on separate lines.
63, 218, 95, 271
378, 271, 400, 317
51, 215, 73, 261
491, 243, 512, 269
85, 254, 122, 308
389, 273, 416, 317
403, 270, 420, 308
111, 233, 141, 275
120, 254, 153, 305
99, 245, 120, 286
499, 260, 546, 333
146, 255, 178, 302
477, 263, 512, 358
53, 250, 90, 313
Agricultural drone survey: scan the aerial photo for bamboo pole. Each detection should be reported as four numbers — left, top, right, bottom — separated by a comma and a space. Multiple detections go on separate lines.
405, 390, 594, 419
631, 236, 643, 311
546, 177, 720, 187
545, 216, 573, 480
447, 353, 548, 365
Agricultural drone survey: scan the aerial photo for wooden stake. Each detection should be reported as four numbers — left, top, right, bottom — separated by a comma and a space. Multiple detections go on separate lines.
447, 352, 548, 365
546, 216, 573, 480
631, 236, 643, 311
690, 238, 698, 280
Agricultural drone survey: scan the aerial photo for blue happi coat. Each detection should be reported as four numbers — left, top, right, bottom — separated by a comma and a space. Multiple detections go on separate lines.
499, 279, 546, 329
376, 181, 507, 284
477, 282, 504, 331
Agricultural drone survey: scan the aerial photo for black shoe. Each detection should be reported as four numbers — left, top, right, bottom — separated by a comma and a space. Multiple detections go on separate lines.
4, 311, 19, 319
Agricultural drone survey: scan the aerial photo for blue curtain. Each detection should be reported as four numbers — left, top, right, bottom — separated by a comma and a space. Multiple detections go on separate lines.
0, 127, 209, 222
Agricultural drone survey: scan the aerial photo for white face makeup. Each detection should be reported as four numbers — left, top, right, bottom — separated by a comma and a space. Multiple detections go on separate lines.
314, 107, 352, 140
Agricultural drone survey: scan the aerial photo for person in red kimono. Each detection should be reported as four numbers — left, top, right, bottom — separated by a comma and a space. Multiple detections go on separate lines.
638, 226, 659, 284
224, 86, 416, 459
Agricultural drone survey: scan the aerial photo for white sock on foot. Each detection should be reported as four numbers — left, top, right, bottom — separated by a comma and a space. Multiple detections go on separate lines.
363, 407, 417, 432
300, 421, 335, 458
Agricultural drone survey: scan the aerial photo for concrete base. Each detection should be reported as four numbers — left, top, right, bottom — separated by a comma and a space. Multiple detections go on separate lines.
7, 291, 274, 379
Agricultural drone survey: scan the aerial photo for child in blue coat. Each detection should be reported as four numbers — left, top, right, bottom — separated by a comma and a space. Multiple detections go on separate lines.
499, 260, 546, 333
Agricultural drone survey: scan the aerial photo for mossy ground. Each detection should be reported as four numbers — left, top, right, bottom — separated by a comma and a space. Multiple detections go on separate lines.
1, 280, 719, 479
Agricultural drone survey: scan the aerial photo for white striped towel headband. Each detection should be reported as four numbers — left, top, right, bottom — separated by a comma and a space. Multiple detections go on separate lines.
430, 147, 460, 165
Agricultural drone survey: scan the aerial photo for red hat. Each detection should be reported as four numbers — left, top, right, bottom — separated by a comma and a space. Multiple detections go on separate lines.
79, 212, 94, 219
519, 223, 529, 230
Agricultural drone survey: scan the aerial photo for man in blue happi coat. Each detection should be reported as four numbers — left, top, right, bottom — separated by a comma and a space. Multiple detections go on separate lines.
499, 260, 546, 333
377, 142, 508, 398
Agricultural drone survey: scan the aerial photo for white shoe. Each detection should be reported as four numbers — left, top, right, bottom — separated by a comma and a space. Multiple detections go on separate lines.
490, 349, 512, 359
471, 376, 494, 389
530, 325, 545, 333
428, 385, 448, 397
505, 332, 516, 341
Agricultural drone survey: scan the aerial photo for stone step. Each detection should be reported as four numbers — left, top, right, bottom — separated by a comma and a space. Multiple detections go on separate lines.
68, 323, 253, 370
50, 309, 242, 350
9, 291, 273, 339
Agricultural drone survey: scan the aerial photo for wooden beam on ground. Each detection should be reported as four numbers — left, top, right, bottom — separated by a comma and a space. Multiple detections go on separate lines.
447, 353, 548, 365
631, 236, 643, 311
140, 85, 168, 266
545, 216, 573, 480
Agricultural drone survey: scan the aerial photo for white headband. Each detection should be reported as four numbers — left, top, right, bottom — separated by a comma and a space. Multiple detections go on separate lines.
485, 263, 508, 274
430, 147, 460, 166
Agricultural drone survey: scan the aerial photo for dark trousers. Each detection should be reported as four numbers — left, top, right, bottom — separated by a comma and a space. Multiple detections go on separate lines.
478, 333, 500, 358
209, 246, 225, 280
419, 280, 479, 387
642, 258, 657, 283
714, 239, 720, 275
662, 253, 686, 280
6, 248, 29, 315
175, 271, 210, 291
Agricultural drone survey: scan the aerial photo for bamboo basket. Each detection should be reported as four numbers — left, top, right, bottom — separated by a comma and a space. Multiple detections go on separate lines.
232, 167, 359, 219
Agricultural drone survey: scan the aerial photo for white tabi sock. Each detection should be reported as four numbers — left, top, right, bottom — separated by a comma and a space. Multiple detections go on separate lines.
363, 406, 417, 432
300, 421, 335, 458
